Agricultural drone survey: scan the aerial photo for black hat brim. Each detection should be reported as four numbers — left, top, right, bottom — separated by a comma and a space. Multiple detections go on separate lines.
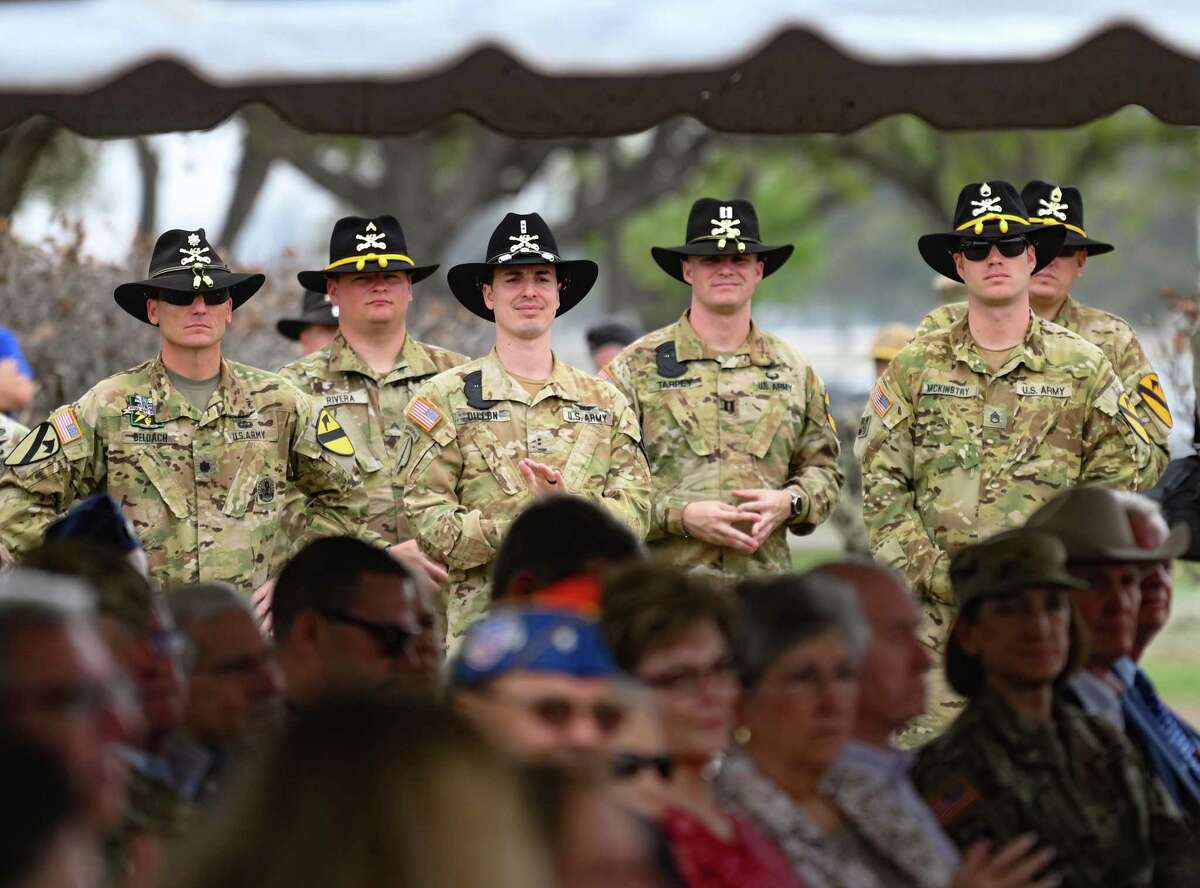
113, 270, 265, 324
1062, 231, 1114, 256
446, 257, 599, 322
296, 263, 439, 294
650, 242, 794, 283
276, 305, 339, 340
917, 224, 1067, 283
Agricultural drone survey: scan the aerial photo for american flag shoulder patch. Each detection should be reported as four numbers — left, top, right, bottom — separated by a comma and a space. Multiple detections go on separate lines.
51, 407, 83, 444
405, 396, 443, 434
870, 385, 893, 418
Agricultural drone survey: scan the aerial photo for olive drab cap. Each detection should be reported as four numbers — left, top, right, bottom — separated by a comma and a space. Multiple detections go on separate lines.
1026, 485, 1189, 564
297, 215, 439, 293
870, 324, 914, 362
1021, 180, 1114, 256
950, 528, 1088, 610
917, 181, 1067, 283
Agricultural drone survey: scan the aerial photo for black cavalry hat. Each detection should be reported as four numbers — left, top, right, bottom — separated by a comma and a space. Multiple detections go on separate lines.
1021, 180, 1114, 256
651, 197, 794, 283
918, 181, 1068, 283
447, 212, 599, 322
276, 290, 339, 341
114, 228, 264, 324
297, 215, 438, 293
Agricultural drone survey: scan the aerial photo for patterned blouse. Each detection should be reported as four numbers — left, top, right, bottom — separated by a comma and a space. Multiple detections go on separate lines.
714, 748, 957, 888
660, 804, 804, 888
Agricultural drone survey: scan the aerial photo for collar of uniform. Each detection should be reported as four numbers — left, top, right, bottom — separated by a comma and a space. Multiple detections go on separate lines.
480, 349, 581, 405
150, 355, 256, 421
950, 309, 1047, 375
971, 685, 1065, 766
327, 332, 440, 384
675, 311, 774, 366
1051, 295, 1080, 332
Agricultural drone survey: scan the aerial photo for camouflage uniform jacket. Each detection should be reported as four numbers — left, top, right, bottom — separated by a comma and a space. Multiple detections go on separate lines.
0, 413, 28, 462
0, 356, 364, 592
917, 297, 1170, 488
855, 313, 1146, 606
401, 349, 651, 637
604, 312, 842, 577
912, 688, 1196, 888
278, 332, 467, 544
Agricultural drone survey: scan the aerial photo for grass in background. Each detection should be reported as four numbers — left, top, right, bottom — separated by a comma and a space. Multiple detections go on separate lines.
1141, 562, 1200, 724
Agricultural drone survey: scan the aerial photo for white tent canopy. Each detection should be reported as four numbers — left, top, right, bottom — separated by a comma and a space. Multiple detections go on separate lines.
3, 0, 1200, 136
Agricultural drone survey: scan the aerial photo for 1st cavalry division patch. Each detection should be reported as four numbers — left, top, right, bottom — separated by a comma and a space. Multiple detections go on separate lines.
1137, 373, 1172, 428
316, 409, 354, 457
1118, 393, 1151, 445
4, 422, 62, 467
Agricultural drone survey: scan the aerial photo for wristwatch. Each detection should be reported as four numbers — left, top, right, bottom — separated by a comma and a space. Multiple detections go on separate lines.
789, 490, 805, 520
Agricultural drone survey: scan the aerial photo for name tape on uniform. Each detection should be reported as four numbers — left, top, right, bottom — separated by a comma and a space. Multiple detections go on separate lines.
1015, 383, 1072, 398
656, 377, 701, 391
316, 408, 355, 456
563, 407, 611, 425
4, 421, 62, 467
454, 409, 511, 424
121, 431, 174, 445
323, 391, 370, 407
921, 382, 978, 398
1137, 373, 1172, 428
405, 397, 443, 434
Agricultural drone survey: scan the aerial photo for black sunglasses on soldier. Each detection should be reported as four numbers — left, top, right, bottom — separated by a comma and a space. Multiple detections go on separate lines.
956, 237, 1029, 262
155, 290, 232, 307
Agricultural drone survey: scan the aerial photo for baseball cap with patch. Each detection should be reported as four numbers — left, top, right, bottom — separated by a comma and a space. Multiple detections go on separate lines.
450, 608, 617, 688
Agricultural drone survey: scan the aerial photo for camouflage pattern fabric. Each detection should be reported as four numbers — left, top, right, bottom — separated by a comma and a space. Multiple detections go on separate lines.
829, 400, 870, 556
0, 356, 366, 594
0, 412, 28, 462
278, 332, 466, 550
912, 689, 1197, 888
604, 312, 842, 576
401, 349, 651, 639
917, 297, 1169, 488
856, 312, 1145, 626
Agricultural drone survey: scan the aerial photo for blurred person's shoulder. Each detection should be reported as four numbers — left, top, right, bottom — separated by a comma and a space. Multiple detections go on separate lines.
605, 322, 678, 376
276, 343, 333, 385
415, 339, 470, 374
915, 302, 966, 338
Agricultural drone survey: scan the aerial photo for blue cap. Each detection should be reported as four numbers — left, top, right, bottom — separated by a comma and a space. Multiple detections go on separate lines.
45, 494, 143, 553
451, 608, 618, 688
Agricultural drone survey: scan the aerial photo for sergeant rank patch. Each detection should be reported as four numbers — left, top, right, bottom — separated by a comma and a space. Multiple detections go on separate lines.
1137, 373, 1172, 428
316, 409, 354, 456
4, 422, 62, 467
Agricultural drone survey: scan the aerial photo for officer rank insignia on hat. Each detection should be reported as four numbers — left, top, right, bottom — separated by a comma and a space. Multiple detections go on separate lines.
316, 409, 354, 457
1117, 393, 1151, 444
1137, 373, 1172, 428
4, 421, 62, 467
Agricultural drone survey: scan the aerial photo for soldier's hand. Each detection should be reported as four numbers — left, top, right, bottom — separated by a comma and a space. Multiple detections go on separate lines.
519, 459, 567, 497
387, 539, 449, 585
732, 488, 792, 545
681, 501, 759, 554
252, 578, 275, 635
954, 834, 1059, 888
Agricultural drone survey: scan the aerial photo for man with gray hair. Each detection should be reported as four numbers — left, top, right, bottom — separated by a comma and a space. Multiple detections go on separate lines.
168, 582, 283, 783
0, 570, 133, 832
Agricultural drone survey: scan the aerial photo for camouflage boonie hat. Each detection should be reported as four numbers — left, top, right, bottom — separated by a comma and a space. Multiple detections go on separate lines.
1027, 485, 1190, 564
950, 528, 1087, 610
870, 324, 914, 362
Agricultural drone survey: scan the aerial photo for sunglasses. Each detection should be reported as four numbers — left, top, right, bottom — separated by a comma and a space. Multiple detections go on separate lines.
956, 237, 1029, 262
612, 752, 674, 781
155, 291, 231, 307
318, 608, 415, 659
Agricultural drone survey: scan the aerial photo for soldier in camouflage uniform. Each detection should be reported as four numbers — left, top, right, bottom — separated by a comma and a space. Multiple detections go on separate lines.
830, 324, 913, 556
912, 529, 1196, 887
280, 216, 467, 583
402, 213, 650, 640
0, 230, 367, 593
605, 198, 842, 577
915, 181, 1169, 489
857, 183, 1146, 733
